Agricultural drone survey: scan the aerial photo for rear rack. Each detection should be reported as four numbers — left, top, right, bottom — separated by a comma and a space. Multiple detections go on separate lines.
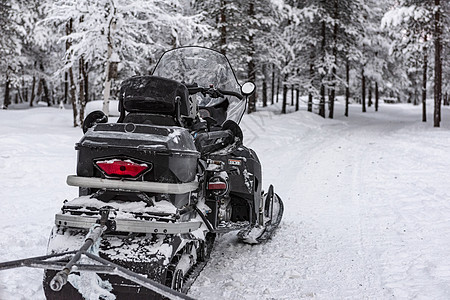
55, 213, 202, 234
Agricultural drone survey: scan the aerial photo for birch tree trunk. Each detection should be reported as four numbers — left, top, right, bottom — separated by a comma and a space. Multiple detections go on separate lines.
103, 4, 117, 116
79, 57, 86, 125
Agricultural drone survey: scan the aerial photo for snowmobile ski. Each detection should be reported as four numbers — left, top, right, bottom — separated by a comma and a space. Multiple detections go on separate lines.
237, 185, 284, 244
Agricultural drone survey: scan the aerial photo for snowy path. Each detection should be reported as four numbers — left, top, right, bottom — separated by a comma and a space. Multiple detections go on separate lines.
1, 102, 450, 299
190, 103, 450, 300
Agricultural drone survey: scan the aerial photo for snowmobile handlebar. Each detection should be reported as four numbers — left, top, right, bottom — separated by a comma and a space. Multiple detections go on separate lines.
187, 85, 243, 100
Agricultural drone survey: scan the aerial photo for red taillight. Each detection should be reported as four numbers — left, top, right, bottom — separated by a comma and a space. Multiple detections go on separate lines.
207, 182, 227, 190
207, 177, 228, 196
96, 159, 149, 177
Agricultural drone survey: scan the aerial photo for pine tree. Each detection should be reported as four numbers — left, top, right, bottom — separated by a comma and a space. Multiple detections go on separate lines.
382, 0, 449, 125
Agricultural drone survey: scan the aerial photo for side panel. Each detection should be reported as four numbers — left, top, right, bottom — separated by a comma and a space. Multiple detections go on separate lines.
209, 145, 262, 225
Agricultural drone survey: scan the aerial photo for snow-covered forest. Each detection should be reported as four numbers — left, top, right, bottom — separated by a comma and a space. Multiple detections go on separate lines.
2, 1, 450, 300
1, 0, 449, 126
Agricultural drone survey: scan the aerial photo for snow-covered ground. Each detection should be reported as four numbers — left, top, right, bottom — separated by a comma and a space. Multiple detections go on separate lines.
1, 100, 450, 299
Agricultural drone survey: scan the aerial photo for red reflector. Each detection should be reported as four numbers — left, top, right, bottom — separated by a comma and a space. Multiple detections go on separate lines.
96, 160, 148, 177
207, 182, 227, 190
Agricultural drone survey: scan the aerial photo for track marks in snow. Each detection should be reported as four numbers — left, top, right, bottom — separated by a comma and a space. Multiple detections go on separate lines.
193, 103, 450, 299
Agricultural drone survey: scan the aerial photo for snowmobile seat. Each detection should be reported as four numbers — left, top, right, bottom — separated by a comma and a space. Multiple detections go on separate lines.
118, 75, 190, 125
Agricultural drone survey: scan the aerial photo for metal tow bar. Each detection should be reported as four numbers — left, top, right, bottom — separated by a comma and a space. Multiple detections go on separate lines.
0, 208, 195, 300
49, 217, 105, 291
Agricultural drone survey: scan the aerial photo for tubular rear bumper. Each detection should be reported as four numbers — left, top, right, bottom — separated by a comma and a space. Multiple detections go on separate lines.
66, 175, 198, 194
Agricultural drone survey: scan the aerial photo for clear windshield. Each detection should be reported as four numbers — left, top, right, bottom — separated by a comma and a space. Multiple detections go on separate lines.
152, 47, 246, 124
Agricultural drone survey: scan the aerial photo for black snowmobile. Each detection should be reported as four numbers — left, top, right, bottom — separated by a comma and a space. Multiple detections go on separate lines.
0, 47, 283, 300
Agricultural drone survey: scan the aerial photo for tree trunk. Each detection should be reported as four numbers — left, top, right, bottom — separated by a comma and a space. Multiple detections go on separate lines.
16, 86, 24, 103
345, 61, 349, 117
103, 5, 117, 116
276, 77, 280, 103
64, 72, 68, 104
66, 19, 77, 127
368, 82, 372, 107
247, 1, 256, 114
295, 87, 299, 111
422, 49, 427, 121
64, 17, 71, 106
319, 20, 326, 118
271, 65, 275, 105
69, 67, 77, 127
308, 93, 313, 112
21, 77, 26, 102
434, 0, 442, 127
246, 60, 256, 113
290, 85, 294, 106
30, 76, 36, 107
36, 62, 51, 106
219, 0, 227, 55
329, 0, 338, 119
319, 84, 325, 118
4, 73, 10, 108
79, 57, 86, 125
329, 87, 335, 118
282, 82, 287, 114
375, 82, 379, 112
40, 78, 51, 106
262, 64, 267, 107
84, 62, 89, 103
361, 68, 366, 113
309, 62, 313, 112
413, 88, 418, 105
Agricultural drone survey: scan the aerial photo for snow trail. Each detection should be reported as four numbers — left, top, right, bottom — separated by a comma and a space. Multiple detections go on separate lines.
190, 102, 450, 299
1, 102, 450, 299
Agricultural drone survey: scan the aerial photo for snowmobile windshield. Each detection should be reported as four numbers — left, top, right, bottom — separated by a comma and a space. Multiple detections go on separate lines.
152, 47, 245, 124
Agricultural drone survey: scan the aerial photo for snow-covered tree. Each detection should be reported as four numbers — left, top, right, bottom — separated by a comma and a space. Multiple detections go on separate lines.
0, 0, 24, 108
382, 0, 450, 126
45, 0, 212, 123
277, 0, 365, 118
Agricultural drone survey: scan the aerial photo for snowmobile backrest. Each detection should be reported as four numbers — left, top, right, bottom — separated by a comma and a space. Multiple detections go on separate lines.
119, 75, 190, 117
122, 113, 178, 126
